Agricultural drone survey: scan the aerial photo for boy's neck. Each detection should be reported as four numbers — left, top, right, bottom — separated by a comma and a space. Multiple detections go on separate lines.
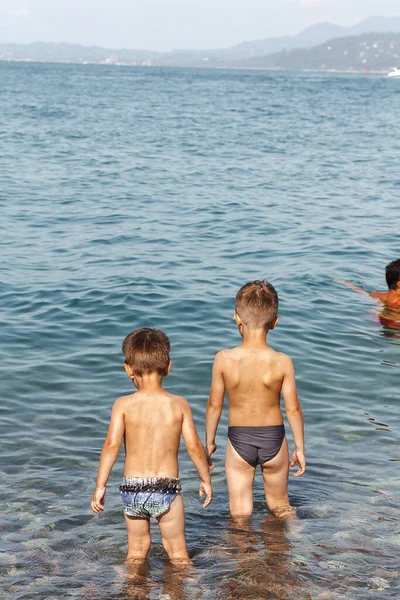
133, 373, 165, 393
240, 326, 270, 346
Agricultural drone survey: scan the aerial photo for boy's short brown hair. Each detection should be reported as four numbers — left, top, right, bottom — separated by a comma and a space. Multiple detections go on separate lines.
386, 259, 400, 290
235, 280, 278, 329
122, 328, 170, 377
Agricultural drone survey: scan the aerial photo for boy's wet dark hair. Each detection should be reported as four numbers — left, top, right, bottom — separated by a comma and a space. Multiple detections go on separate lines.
122, 328, 170, 377
235, 280, 279, 329
385, 259, 400, 290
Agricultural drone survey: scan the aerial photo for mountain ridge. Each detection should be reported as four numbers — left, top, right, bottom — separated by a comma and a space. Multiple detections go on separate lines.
232, 32, 400, 72
1, 16, 400, 71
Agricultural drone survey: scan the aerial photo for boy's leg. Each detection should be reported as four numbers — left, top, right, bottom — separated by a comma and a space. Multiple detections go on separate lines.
261, 437, 292, 515
226, 439, 256, 517
124, 515, 151, 560
157, 495, 189, 561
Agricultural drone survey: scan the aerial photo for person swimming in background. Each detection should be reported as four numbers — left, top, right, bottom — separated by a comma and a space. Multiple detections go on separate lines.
91, 328, 212, 562
338, 258, 400, 328
205, 280, 306, 519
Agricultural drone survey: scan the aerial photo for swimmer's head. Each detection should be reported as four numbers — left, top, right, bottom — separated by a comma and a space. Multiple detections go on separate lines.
385, 259, 400, 290
235, 280, 279, 332
122, 328, 171, 379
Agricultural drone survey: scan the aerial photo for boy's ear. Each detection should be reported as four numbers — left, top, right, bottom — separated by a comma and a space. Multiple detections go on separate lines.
124, 363, 134, 378
269, 316, 279, 330
165, 361, 172, 376
233, 313, 242, 327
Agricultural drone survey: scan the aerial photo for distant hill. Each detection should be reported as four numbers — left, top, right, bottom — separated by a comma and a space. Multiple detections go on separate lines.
211, 21, 355, 61
154, 15, 400, 66
0, 42, 160, 65
1, 16, 400, 71
349, 15, 400, 36
167, 15, 400, 63
233, 32, 400, 71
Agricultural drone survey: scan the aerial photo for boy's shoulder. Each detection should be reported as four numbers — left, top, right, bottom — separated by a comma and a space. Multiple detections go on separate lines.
214, 348, 235, 360
370, 291, 390, 301
159, 392, 193, 419
214, 346, 292, 362
275, 351, 295, 371
370, 290, 400, 307
113, 391, 190, 417
114, 390, 188, 404
112, 393, 135, 411
165, 391, 191, 408
213, 347, 240, 366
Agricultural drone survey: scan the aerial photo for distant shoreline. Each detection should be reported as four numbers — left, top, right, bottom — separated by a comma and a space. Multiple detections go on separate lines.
0, 58, 390, 75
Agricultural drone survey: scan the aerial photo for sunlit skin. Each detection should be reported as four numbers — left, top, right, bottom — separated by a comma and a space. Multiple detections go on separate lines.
91, 362, 212, 562
206, 312, 305, 518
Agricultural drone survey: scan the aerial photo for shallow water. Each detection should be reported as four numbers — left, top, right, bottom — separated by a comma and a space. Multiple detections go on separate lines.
1, 63, 399, 599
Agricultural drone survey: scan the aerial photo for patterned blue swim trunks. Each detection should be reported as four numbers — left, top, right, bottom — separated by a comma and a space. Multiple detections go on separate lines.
120, 476, 181, 519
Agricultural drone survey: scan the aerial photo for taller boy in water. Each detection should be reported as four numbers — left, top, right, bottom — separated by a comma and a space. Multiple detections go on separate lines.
206, 280, 306, 517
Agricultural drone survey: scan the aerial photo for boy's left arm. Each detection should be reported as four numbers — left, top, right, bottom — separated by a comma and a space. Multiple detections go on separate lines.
91, 398, 125, 513
205, 353, 225, 470
181, 400, 213, 508
281, 356, 306, 478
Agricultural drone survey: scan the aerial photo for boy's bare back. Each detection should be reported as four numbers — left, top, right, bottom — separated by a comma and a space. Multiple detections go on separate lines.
213, 346, 294, 427
112, 389, 197, 477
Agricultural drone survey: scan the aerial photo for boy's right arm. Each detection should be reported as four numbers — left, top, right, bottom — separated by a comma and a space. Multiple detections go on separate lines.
337, 281, 385, 301
181, 400, 212, 508
336, 280, 369, 295
281, 356, 306, 477
90, 398, 125, 513
205, 353, 225, 469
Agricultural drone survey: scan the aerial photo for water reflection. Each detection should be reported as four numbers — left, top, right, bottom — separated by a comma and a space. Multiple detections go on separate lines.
118, 558, 194, 600
216, 514, 311, 600
376, 306, 400, 341
124, 560, 151, 600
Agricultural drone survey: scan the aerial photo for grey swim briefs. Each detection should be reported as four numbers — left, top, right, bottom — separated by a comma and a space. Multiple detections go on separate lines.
228, 424, 285, 466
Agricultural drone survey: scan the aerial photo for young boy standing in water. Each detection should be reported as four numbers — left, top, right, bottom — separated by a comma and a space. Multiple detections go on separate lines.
206, 280, 305, 517
91, 328, 212, 561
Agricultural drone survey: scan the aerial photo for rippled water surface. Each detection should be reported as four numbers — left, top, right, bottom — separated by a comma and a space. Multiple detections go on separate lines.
1, 63, 400, 599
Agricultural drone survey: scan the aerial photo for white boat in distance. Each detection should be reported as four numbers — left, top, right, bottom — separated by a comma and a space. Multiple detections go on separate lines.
387, 67, 400, 78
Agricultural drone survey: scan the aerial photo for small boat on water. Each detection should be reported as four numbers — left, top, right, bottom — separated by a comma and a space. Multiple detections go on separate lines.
387, 67, 400, 78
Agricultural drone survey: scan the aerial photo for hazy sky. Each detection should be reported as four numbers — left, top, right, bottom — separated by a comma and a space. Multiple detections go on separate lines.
1, 0, 399, 50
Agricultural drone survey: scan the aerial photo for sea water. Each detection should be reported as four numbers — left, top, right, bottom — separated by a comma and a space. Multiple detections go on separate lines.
0, 62, 399, 599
